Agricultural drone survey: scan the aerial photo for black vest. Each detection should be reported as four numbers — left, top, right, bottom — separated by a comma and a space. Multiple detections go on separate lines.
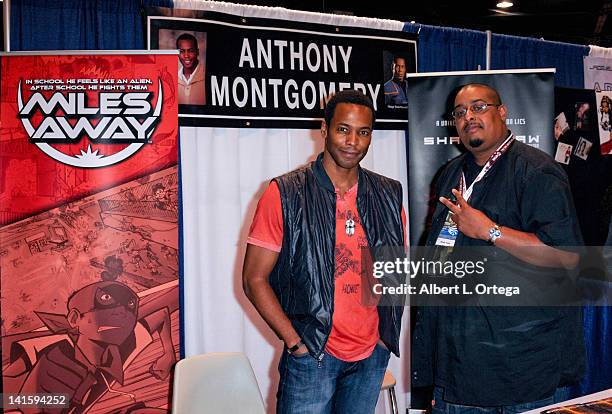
269, 153, 405, 359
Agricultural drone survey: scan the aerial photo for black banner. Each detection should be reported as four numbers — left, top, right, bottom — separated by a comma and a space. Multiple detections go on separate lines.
147, 10, 417, 129
406, 70, 555, 245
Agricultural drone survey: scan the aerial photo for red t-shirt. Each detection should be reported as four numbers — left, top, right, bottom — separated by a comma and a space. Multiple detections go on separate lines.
247, 181, 406, 362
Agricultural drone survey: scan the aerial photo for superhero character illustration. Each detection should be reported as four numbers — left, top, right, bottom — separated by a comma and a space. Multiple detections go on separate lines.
3, 256, 177, 414
0, 55, 179, 413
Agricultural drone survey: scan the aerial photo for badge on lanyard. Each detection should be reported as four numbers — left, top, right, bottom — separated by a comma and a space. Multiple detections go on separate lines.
434, 133, 515, 248
435, 210, 459, 247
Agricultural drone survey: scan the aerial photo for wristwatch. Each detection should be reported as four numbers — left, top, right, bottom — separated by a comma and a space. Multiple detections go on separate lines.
287, 339, 304, 354
487, 224, 502, 245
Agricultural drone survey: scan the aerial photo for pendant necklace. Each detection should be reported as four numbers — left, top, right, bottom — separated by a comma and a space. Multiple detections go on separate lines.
345, 211, 355, 236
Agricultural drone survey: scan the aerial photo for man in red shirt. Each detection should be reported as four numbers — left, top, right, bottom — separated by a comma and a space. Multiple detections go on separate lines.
243, 90, 405, 413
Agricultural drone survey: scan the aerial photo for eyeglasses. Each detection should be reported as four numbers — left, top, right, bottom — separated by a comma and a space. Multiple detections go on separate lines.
451, 102, 501, 119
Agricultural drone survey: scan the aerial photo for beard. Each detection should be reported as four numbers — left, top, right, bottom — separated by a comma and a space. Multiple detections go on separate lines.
469, 138, 484, 148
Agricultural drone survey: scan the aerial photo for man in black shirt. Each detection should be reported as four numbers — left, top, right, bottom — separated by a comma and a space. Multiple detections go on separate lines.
412, 83, 585, 412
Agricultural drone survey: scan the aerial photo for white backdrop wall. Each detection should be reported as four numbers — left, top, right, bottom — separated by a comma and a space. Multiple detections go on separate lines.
180, 127, 410, 413
174, 1, 411, 411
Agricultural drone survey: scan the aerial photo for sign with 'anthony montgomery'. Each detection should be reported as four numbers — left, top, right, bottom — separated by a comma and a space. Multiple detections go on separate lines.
148, 11, 417, 129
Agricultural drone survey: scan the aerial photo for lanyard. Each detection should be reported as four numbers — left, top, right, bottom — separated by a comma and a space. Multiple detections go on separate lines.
459, 133, 514, 202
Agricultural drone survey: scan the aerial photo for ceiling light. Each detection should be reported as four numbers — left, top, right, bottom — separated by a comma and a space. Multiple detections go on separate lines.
496, 1, 513, 8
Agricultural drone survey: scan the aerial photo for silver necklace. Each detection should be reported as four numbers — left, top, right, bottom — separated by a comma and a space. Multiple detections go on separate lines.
345, 211, 355, 236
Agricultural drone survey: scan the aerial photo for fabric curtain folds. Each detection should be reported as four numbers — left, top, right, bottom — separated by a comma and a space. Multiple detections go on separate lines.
490, 34, 589, 88
403, 23, 487, 72
10, 0, 172, 51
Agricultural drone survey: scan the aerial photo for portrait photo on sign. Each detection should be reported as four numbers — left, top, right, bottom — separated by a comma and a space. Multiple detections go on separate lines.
382, 51, 413, 110
159, 29, 207, 106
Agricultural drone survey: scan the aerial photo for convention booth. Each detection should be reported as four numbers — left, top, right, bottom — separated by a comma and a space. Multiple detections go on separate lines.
0, 1, 610, 413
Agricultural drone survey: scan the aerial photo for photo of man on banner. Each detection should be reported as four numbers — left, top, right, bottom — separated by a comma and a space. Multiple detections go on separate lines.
159, 29, 207, 106
384, 53, 409, 108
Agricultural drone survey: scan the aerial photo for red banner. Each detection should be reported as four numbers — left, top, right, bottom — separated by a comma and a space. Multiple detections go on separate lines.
1, 52, 180, 413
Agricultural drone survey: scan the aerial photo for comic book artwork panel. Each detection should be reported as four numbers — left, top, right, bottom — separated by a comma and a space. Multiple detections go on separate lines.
1, 166, 180, 414
0, 53, 179, 226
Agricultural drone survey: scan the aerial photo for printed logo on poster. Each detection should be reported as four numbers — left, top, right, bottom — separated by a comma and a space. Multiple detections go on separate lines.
17, 76, 164, 168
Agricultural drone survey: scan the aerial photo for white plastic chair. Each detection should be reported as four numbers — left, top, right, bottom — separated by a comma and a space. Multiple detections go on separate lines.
172, 352, 266, 414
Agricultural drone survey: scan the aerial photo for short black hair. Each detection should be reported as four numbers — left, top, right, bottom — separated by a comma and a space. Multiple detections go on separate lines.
324, 90, 376, 127
176, 33, 198, 49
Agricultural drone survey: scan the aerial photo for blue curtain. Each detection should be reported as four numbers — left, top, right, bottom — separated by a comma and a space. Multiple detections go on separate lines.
490, 34, 588, 88
578, 305, 612, 395
403, 23, 487, 72
10, 0, 171, 51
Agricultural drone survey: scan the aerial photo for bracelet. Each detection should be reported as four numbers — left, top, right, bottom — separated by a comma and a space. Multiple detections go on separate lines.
287, 339, 304, 354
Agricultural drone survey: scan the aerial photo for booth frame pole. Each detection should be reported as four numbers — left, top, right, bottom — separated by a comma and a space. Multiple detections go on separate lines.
486, 30, 492, 70
3, 0, 10, 51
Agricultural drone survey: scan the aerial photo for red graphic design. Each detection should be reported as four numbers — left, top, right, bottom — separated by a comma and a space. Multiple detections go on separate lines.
2, 167, 179, 413
1, 53, 179, 413
0, 54, 179, 225
335, 243, 360, 278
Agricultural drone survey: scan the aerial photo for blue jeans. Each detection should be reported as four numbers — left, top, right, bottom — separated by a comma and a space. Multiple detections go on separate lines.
432, 386, 571, 414
276, 343, 391, 414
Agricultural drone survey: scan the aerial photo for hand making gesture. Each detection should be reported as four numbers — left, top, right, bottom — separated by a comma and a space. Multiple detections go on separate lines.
439, 188, 495, 241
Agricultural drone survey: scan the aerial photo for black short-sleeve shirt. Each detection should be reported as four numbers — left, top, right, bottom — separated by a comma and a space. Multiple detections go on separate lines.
412, 138, 585, 406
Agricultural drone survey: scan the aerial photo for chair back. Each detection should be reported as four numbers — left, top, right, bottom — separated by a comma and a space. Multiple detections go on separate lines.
172, 352, 266, 414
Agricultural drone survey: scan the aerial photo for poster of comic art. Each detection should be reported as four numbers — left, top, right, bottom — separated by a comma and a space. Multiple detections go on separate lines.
0, 52, 180, 413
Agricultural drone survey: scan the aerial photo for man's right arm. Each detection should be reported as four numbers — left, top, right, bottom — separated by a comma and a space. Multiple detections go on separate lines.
242, 244, 307, 355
